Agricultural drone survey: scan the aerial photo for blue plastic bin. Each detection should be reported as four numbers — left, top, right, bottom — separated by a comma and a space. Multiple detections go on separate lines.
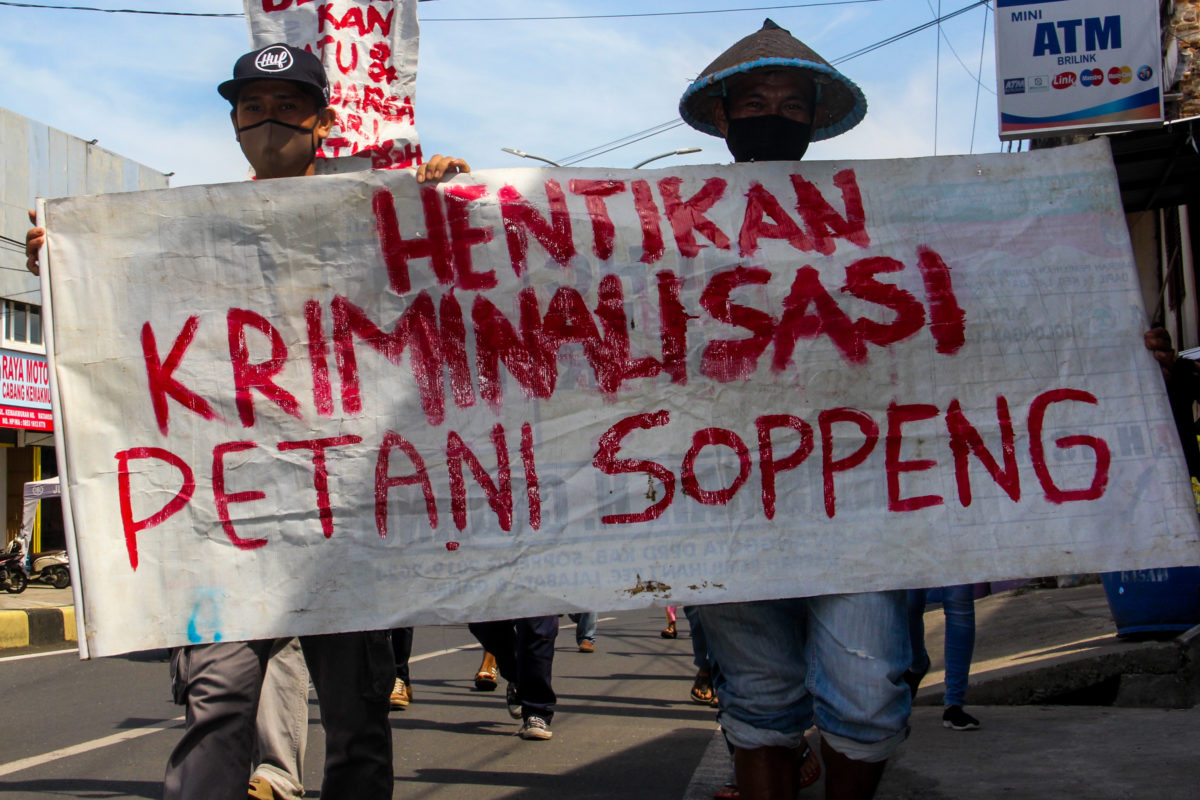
1101, 567, 1200, 636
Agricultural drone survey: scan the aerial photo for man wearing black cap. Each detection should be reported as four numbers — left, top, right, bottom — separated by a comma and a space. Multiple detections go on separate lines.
680, 22, 909, 800
28, 42, 467, 800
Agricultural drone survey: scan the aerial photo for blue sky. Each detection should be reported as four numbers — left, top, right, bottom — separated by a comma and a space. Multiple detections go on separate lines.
0, 1, 1000, 186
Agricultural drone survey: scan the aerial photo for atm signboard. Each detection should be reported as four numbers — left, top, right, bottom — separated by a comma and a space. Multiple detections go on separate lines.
996, 0, 1163, 140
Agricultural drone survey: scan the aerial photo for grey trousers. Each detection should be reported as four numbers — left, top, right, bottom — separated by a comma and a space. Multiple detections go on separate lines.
251, 638, 309, 799
165, 631, 394, 800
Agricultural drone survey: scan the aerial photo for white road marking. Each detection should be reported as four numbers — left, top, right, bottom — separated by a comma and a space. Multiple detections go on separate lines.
0, 717, 185, 777
0, 647, 77, 663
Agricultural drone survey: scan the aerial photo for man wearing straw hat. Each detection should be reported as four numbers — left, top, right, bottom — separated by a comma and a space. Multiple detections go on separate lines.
681, 21, 908, 800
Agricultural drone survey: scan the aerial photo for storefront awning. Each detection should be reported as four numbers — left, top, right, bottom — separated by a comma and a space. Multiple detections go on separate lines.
1105, 116, 1200, 213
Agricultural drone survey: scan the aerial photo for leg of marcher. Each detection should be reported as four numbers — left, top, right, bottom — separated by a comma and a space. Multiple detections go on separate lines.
390, 627, 414, 709
300, 631, 394, 800
683, 606, 708, 667
820, 738, 887, 800
514, 615, 558, 721
904, 588, 930, 695
251, 637, 310, 799
474, 649, 499, 691
164, 640, 272, 800
940, 584, 976, 708
733, 746, 797, 800
805, 591, 910, 800
392, 627, 413, 684
696, 598, 812, 795
662, 606, 677, 638
469, 621, 519, 683
939, 584, 980, 730
570, 612, 597, 646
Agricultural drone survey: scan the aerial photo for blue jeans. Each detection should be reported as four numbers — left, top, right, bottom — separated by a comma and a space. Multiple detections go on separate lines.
683, 606, 710, 671
696, 591, 910, 763
568, 612, 597, 643
908, 584, 976, 707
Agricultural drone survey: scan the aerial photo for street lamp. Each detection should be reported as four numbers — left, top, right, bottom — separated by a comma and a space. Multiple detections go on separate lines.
632, 147, 702, 169
501, 147, 563, 167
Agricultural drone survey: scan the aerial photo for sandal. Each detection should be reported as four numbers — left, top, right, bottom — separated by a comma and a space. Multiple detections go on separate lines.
798, 742, 821, 789
661, 621, 677, 639
690, 670, 714, 704
474, 666, 498, 691
713, 782, 739, 800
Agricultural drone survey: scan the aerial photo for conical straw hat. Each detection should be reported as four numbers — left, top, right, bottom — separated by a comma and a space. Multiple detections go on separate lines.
679, 19, 867, 142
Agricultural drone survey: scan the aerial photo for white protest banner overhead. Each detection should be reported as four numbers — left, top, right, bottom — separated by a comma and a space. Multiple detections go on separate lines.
995, 0, 1163, 140
42, 140, 1200, 657
245, 0, 421, 170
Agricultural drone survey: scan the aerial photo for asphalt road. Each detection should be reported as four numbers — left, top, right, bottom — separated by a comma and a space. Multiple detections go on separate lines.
0, 611, 720, 799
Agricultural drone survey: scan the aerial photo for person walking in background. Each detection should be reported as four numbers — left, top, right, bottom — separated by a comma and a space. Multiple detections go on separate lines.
468, 616, 559, 740
907, 586, 981, 730
662, 606, 679, 639
662, 607, 716, 704
390, 628, 415, 710
568, 612, 598, 652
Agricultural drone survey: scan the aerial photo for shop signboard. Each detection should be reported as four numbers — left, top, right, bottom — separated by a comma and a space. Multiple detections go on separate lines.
0, 348, 52, 432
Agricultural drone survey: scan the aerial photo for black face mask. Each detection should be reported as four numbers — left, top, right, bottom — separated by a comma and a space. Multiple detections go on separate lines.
725, 115, 812, 162
236, 118, 315, 135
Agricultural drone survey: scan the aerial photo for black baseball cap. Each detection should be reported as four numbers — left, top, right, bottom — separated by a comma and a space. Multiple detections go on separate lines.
218, 43, 330, 108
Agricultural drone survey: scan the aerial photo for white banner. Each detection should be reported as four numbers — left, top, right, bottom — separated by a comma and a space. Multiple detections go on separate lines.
43, 140, 1200, 657
995, 0, 1163, 139
245, 0, 421, 170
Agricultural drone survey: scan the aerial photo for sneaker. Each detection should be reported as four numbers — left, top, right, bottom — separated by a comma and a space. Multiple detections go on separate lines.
506, 682, 523, 719
942, 705, 980, 730
518, 714, 553, 740
578, 639, 595, 653
390, 677, 411, 710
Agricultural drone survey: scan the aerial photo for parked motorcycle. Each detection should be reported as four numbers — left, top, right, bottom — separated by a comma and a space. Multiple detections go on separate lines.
0, 541, 28, 594
26, 548, 70, 589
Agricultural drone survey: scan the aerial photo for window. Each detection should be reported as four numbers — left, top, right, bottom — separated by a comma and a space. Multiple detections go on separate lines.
2, 300, 43, 349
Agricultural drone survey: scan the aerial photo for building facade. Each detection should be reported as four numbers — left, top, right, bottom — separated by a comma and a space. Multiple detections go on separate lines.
0, 107, 167, 551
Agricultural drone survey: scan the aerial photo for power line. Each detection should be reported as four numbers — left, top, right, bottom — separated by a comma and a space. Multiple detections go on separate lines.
0, 0, 879, 20
0, 1, 241, 15
925, 0, 996, 97
934, 0, 942, 156
426, 1, 883, 23
559, 120, 687, 167
833, 0, 987, 63
0, 0, 438, 15
969, 5, 989, 153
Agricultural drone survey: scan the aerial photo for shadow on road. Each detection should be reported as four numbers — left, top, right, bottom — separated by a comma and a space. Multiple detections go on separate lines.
401, 727, 714, 799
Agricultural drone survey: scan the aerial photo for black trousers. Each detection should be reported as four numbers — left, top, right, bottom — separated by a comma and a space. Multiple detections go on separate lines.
391, 627, 413, 682
468, 616, 558, 721
165, 632, 394, 800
